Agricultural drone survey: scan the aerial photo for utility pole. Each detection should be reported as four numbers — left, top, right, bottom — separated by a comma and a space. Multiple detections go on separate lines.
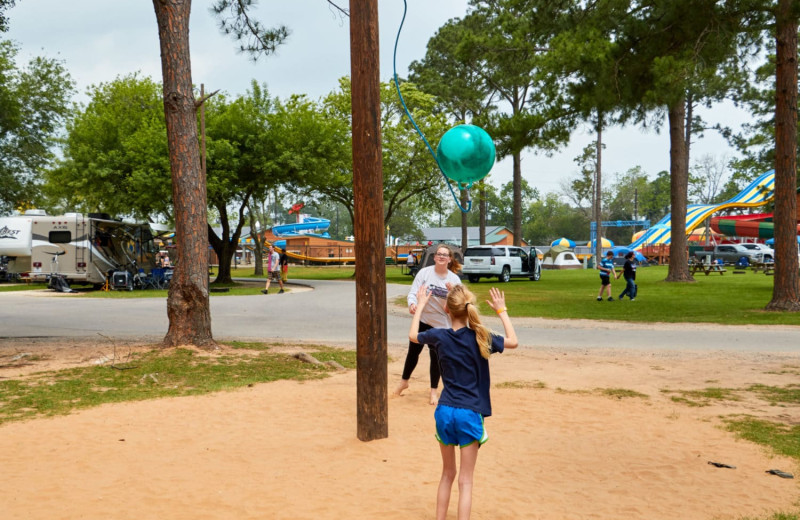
350, 0, 388, 441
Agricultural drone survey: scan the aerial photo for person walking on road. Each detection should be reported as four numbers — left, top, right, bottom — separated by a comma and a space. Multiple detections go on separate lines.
262, 245, 284, 295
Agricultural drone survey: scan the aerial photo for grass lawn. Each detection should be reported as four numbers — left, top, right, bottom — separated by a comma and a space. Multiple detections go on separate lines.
459, 264, 800, 326
3, 264, 799, 326
0, 343, 355, 425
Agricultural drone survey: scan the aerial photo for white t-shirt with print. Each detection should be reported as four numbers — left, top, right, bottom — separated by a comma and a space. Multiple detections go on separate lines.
407, 265, 462, 329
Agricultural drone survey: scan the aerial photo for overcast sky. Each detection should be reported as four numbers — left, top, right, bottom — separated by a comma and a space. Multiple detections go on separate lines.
5, 0, 747, 197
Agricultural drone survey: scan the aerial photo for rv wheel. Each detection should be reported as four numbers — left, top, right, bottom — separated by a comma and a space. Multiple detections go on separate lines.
468, 275, 479, 283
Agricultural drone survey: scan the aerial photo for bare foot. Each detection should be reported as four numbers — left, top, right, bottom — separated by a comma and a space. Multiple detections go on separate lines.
393, 379, 409, 396
429, 389, 438, 406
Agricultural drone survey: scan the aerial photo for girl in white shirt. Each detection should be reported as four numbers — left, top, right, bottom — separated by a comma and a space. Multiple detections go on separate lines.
394, 244, 462, 405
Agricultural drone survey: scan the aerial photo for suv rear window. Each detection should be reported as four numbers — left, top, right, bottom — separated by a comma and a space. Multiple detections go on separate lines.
465, 247, 505, 257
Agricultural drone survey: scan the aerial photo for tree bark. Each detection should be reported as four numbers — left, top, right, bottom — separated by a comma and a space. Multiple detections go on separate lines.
665, 98, 694, 282
350, 0, 388, 441
208, 194, 249, 285
767, 0, 800, 311
248, 204, 264, 277
153, 0, 215, 348
512, 151, 522, 246
594, 116, 603, 264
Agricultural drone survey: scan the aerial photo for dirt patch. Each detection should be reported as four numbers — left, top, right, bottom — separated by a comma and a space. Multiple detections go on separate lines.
1, 337, 799, 520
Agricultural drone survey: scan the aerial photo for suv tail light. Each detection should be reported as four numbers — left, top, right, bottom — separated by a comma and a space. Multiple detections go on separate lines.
491, 257, 495, 265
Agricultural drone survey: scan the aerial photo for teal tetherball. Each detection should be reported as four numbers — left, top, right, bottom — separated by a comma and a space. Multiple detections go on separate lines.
436, 124, 496, 186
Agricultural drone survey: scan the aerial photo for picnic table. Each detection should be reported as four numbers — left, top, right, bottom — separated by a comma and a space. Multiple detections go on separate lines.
751, 261, 775, 275
690, 263, 727, 275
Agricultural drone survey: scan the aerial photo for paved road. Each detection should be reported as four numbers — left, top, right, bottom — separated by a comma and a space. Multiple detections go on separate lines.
1, 280, 798, 352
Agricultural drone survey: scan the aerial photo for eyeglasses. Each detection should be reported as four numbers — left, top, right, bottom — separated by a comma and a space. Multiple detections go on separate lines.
434, 253, 450, 258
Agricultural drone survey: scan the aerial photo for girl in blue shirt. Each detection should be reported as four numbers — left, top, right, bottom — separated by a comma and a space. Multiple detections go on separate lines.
410, 284, 518, 520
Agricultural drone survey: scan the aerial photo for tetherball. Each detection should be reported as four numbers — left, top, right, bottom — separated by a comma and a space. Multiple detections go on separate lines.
436, 124, 496, 186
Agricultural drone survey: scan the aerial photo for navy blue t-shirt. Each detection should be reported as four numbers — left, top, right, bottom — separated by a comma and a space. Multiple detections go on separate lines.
417, 327, 504, 417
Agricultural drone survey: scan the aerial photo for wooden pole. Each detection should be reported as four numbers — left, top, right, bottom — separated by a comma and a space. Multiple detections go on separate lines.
349, 0, 388, 441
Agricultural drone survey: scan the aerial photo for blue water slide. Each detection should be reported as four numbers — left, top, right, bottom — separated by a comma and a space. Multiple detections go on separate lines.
271, 217, 331, 238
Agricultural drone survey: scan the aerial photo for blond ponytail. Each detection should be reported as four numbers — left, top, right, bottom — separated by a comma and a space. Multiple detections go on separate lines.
447, 285, 492, 360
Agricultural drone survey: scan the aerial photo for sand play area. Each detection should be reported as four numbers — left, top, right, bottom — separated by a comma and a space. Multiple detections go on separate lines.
1, 335, 799, 520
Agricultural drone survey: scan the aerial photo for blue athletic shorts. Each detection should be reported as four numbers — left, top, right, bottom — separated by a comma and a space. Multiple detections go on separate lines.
434, 404, 488, 447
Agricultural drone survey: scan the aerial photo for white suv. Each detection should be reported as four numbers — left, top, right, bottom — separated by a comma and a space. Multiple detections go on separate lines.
740, 243, 774, 262
462, 245, 541, 283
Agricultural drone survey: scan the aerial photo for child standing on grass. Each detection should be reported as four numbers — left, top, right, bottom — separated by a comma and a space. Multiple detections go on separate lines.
597, 250, 616, 301
409, 284, 518, 520
616, 251, 638, 301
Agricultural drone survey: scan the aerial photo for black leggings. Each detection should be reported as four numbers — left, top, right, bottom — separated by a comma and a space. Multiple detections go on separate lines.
401, 321, 441, 389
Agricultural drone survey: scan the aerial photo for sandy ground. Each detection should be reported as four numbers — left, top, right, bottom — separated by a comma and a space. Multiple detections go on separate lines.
1, 337, 799, 520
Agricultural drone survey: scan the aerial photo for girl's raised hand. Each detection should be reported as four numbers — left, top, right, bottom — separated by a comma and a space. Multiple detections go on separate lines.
416, 284, 432, 309
486, 287, 506, 312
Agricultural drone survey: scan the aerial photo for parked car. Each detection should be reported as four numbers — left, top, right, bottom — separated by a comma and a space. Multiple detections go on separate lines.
739, 243, 774, 262
694, 244, 766, 265
462, 245, 542, 283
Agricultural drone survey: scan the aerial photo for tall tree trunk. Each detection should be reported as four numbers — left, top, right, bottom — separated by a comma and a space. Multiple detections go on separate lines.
684, 91, 693, 176
208, 197, 249, 284
479, 181, 487, 245
210, 234, 235, 283
767, 0, 800, 311
665, 98, 693, 282
512, 151, 522, 246
248, 203, 264, 277
153, 0, 215, 348
350, 0, 388, 441
594, 114, 603, 265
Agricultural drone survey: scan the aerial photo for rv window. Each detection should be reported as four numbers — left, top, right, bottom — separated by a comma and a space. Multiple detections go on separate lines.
49, 231, 71, 244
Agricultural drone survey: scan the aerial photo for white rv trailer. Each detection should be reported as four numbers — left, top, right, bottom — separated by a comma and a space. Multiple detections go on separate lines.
0, 210, 160, 287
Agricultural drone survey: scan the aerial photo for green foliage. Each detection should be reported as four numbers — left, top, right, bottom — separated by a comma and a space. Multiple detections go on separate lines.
409, 18, 492, 124
523, 192, 590, 245
0, 0, 15, 32
211, 0, 289, 59
0, 39, 74, 214
45, 74, 170, 219
283, 77, 450, 230
446, 179, 539, 229
204, 82, 282, 282
462, 265, 800, 325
